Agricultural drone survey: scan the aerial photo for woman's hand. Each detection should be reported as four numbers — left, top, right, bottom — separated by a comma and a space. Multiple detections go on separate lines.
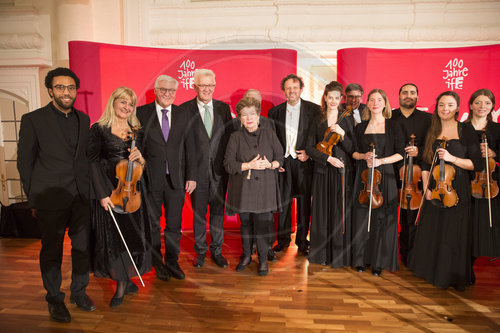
329, 124, 345, 138
405, 145, 418, 158
261, 155, 273, 169
425, 189, 432, 201
100, 197, 114, 211
367, 158, 384, 168
247, 154, 269, 170
128, 147, 145, 166
327, 156, 344, 168
437, 148, 455, 163
480, 143, 496, 158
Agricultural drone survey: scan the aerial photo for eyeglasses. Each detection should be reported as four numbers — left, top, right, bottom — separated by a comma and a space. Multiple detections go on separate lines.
156, 88, 177, 95
53, 84, 77, 92
346, 95, 362, 100
196, 84, 215, 89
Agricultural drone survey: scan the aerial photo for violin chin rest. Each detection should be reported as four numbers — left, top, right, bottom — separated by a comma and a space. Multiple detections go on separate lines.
111, 206, 129, 214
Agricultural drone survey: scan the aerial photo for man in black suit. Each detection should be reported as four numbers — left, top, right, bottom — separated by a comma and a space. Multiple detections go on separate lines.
137, 75, 197, 280
17, 67, 95, 323
180, 69, 233, 268
342, 83, 366, 126
268, 74, 320, 256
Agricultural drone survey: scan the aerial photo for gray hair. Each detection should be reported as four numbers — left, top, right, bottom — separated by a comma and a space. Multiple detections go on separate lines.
194, 69, 216, 84
155, 75, 179, 89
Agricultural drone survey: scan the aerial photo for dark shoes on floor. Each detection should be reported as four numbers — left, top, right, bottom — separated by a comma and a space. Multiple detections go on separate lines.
69, 294, 96, 312
154, 264, 171, 281
372, 268, 382, 277
258, 261, 268, 276
273, 243, 289, 253
48, 302, 71, 323
211, 253, 228, 268
356, 266, 366, 273
193, 254, 206, 267
109, 294, 124, 308
125, 280, 139, 294
236, 256, 252, 271
267, 249, 277, 262
165, 262, 186, 280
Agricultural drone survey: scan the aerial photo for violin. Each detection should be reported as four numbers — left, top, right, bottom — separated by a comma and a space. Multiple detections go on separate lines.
399, 134, 423, 210
316, 105, 352, 156
110, 127, 143, 214
430, 138, 459, 208
359, 142, 383, 209
471, 130, 499, 199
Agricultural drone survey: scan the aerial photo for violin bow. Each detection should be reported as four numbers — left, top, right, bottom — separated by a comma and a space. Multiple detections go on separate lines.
340, 157, 345, 234
107, 204, 145, 287
415, 148, 439, 225
367, 143, 376, 233
399, 143, 408, 208
484, 135, 493, 228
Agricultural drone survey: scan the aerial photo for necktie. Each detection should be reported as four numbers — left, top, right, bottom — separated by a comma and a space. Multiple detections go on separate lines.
203, 104, 212, 138
161, 109, 170, 173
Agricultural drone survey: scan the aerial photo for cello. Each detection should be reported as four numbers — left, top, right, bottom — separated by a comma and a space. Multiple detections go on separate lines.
316, 105, 352, 156
430, 138, 459, 208
399, 134, 423, 210
110, 127, 143, 214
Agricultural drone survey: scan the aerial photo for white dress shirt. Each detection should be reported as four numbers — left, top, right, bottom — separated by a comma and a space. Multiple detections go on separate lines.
352, 107, 361, 124
197, 99, 214, 123
155, 102, 172, 129
284, 100, 301, 158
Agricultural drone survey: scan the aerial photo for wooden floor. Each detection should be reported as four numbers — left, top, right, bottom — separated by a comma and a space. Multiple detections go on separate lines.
0, 231, 499, 333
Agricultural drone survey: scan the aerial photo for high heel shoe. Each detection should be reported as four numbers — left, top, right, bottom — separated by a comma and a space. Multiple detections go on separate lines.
236, 256, 251, 272
109, 294, 124, 308
125, 280, 138, 294
110, 281, 126, 308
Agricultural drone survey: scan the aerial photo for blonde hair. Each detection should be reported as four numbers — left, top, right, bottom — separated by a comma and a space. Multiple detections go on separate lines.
362, 89, 392, 121
97, 87, 140, 128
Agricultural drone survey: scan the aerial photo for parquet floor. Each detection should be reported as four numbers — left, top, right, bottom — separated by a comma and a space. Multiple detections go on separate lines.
0, 230, 499, 333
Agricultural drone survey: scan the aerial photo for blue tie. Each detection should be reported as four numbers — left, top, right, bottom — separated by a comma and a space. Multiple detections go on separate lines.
162, 109, 170, 174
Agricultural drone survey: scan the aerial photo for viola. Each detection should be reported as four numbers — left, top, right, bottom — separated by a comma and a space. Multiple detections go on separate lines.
399, 134, 423, 210
359, 142, 383, 209
316, 105, 352, 156
471, 131, 499, 199
110, 127, 143, 214
430, 138, 459, 208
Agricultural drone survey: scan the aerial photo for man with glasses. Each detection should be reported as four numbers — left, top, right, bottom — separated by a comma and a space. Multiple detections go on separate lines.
342, 83, 365, 125
137, 75, 197, 280
180, 69, 233, 268
17, 67, 95, 323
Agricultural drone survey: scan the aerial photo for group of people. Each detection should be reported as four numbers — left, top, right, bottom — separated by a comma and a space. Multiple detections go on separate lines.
17, 66, 499, 324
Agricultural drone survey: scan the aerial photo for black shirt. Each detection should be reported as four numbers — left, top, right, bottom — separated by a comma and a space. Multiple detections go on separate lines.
49, 102, 79, 153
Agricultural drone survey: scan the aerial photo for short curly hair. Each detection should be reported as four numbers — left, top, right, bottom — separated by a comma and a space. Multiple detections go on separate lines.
44, 67, 80, 89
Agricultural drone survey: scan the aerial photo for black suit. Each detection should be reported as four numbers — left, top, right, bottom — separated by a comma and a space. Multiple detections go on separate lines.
180, 97, 233, 256
17, 102, 90, 304
341, 102, 365, 126
268, 99, 320, 249
137, 102, 196, 266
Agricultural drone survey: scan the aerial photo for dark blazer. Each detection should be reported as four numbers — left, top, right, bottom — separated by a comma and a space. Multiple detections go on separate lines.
268, 99, 320, 158
180, 97, 233, 184
137, 102, 196, 191
17, 103, 90, 210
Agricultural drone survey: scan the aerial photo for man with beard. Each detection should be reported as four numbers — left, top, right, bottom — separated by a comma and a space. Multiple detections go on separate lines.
341, 83, 365, 125
390, 83, 431, 266
17, 67, 94, 323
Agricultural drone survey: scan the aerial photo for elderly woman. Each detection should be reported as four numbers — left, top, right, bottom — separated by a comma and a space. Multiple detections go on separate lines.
224, 97, 284, 276
87, 87, 152, 307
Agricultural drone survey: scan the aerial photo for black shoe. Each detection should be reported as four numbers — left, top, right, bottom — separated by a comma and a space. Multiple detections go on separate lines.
109, 295, 123, 308
372, 268, 382, 277
193, 254, 206, 267
154, 264, 171, 281
48, 302, 71, 323
267, 249, 277, 262
356, 266, 366, 273
258, 261, 268, 276
236, 256, 252, 272
273, 243, 289, 253
298, 247, 309, 256
125, 280, 139, 294
69, 294, 96, 312
211, 253, 228, 268
165, 262, 185, 280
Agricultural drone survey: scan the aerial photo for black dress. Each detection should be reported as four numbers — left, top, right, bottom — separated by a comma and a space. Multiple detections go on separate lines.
409, 122, 482, 291
467, 121, 500, 257
351, 120, 405, 272
87, 123, 152, 281
306, 115, 355, 267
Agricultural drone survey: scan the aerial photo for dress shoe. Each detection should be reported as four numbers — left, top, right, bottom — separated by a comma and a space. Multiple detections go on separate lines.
372, 268, 382, 277
125, 280, 139, 294
193, 254, 205, 267
211, 253, 228, 268
154, 264, 171, 281
109, 295, 124, 308
236, 256, 252, 271
356, 266, 366, 273
69, 294, 96, 312
298, 247, 309, 256
272, 243, 289, 253
267, 249, 277, 262
258, 261, 268, 276
165, 262, 186, 280
48, 302, 71, 323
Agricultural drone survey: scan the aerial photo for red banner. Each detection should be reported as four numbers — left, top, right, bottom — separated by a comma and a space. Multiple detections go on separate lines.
338, 44, 500, 121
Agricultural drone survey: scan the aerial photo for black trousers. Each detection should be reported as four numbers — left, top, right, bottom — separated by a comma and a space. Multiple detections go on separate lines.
191, 179, 226, 256
148, 174, 186, 267
276, 156, 312, 248
239, 212, 273, 262
37, 196, 90, 304
399, 208, 418, 265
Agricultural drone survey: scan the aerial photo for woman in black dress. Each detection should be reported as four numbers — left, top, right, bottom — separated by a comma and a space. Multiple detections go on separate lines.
409, 91, 481, 291
306, 81, 355, 267
464, 89, 500, 282
351, 89, 404, 276
87, 87, 152, 307
224, 97, 283, 276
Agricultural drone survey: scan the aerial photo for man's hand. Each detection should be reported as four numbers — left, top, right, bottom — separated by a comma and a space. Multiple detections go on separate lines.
185, 180, 197, 194
296, 150, 309, 162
